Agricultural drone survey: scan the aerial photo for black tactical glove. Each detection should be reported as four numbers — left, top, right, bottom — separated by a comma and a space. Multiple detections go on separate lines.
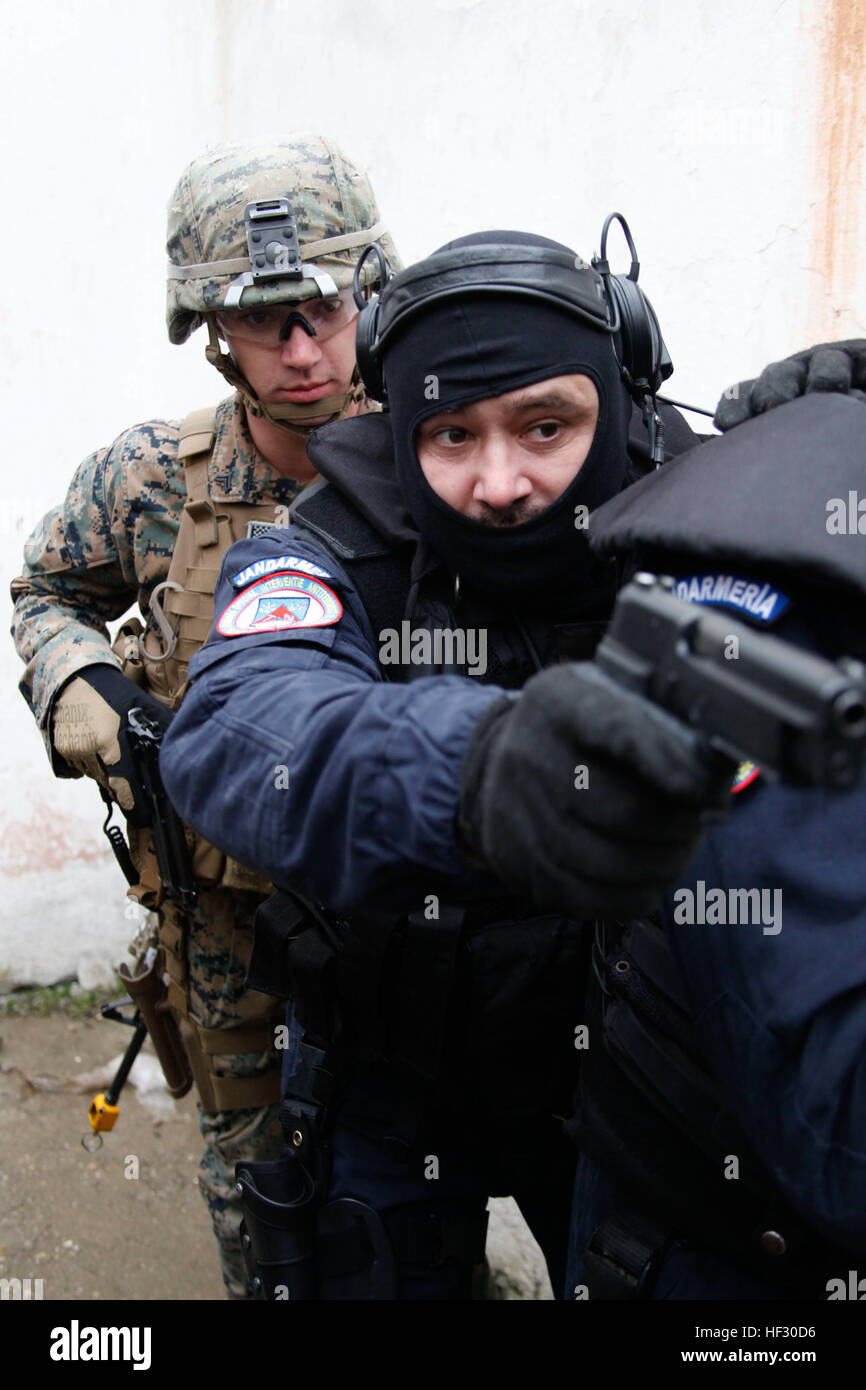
714, 339, 866, 431
457, 663, 734, 920
51, 665, 173, 826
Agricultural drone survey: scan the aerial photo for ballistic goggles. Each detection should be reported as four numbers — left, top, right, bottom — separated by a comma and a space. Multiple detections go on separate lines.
216, 287, 359, 346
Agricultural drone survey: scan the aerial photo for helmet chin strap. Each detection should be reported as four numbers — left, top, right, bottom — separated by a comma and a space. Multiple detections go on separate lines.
205, 319, 361, 438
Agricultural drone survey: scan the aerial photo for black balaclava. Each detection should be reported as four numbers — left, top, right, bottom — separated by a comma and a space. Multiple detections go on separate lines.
383, 231, 633, 600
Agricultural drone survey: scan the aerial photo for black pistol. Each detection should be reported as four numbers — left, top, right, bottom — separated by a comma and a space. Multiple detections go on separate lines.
595, 573, 866, 790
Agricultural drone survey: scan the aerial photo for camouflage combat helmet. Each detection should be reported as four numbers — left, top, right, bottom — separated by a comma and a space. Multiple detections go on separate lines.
166, 135, 400, 431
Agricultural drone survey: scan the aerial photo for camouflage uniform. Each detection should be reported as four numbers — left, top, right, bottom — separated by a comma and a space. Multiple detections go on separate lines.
10, 137, 398, 1296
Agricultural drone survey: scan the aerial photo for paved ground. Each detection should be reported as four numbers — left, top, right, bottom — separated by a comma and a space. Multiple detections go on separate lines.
0, 1009, 223, 1301
0, 1002, 552, 1301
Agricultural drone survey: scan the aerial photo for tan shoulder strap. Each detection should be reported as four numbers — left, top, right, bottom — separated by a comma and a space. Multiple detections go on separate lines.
144, 400, 283, 699
177, 405, 218, 512
177, 405, 218, 461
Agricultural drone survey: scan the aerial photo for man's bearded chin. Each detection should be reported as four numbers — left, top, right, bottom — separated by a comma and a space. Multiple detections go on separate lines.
475, 498, 550, 528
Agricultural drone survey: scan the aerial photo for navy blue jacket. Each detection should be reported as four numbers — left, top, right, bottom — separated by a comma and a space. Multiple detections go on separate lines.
160, 525, 506, 912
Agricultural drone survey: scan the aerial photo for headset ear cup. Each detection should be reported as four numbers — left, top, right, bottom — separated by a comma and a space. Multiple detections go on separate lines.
355, 299, 384, 401
608, 274, 662, 395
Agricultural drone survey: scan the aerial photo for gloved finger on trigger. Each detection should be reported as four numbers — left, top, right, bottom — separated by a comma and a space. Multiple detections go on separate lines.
103, 744, 152, 828
107, 774, 136, 814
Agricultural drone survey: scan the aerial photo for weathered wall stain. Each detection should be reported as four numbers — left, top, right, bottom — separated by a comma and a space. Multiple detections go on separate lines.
0, 803, 109, 876
809, 0, 866, 337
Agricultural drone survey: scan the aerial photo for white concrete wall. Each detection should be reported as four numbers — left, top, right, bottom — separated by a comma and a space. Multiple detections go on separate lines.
1, 0, 864, 985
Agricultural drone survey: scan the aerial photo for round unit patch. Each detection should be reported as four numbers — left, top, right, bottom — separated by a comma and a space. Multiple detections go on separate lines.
217, 571, 342, 637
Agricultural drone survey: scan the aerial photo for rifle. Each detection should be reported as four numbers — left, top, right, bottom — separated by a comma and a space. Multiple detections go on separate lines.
125, 707, 197, 911
86, 708, 194, 1147
594, 572, 866, 790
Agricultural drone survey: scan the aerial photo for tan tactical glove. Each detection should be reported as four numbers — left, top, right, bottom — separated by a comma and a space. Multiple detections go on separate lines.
51, 665, 172, 821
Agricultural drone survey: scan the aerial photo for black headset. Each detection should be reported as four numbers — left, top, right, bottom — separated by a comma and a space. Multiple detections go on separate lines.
593, 212, 672, 402
353, 213, 672, 416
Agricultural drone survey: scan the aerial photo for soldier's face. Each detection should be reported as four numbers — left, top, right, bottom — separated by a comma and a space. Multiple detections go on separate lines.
415, 374, 599, 524
217, 309, 358, 422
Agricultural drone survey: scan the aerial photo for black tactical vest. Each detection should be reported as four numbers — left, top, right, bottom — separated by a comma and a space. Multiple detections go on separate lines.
280, 474, 608, 1135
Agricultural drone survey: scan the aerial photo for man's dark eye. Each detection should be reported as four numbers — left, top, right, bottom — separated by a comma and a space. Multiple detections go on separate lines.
308, 299, 342, 325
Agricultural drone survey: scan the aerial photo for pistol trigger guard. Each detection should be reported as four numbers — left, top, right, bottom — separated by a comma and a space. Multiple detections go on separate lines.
141, 580, 183, 663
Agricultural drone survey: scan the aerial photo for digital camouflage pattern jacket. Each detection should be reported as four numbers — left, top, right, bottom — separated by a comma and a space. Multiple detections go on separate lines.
11, 393, 305, 758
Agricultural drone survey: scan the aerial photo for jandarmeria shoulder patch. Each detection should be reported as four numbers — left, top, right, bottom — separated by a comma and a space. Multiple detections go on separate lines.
217, 572, 342, 636
673, 573, 789, 624
231, 554, 333, 588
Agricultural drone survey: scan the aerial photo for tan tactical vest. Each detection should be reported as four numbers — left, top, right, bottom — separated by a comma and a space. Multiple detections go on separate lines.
115, 405, 292, 1113
118, 406, 284, 705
